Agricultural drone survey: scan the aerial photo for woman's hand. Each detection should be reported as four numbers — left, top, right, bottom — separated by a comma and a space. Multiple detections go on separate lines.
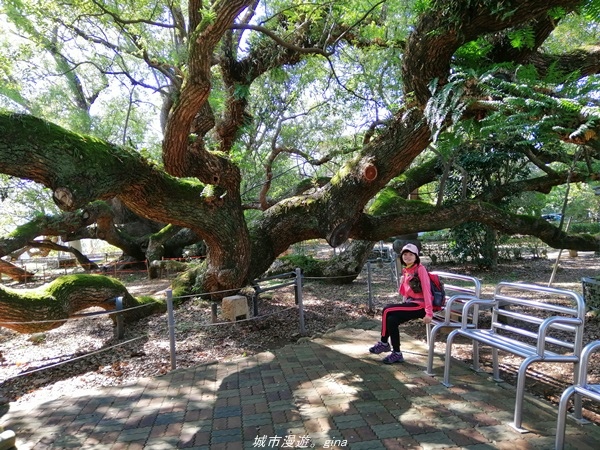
422, 315, 433, 324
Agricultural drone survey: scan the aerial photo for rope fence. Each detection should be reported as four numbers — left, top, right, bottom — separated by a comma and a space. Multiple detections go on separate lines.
1, 255, 400, 379
8, 336, 148, 379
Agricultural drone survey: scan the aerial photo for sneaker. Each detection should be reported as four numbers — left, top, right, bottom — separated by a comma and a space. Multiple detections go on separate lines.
369, 341, 391, 354
383, 351, 404, 364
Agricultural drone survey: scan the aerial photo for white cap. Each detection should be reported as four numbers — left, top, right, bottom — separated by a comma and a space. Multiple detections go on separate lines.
401, 243, 419, 255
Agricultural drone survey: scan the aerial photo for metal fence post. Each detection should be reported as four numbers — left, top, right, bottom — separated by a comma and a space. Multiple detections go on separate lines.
114, 296, 124, 340
367, 261, 373, 312
394, 253, 402, 291
166, 289, 177, 370
295, 268, 306, 335
251, 280, 260, 316
252, 291, 259, 317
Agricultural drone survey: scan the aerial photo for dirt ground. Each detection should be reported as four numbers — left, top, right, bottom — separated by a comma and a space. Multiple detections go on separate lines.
1, 249, 599, 425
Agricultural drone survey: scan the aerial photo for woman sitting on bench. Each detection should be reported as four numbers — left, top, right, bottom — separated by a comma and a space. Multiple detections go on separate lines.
368, 243, 433, 364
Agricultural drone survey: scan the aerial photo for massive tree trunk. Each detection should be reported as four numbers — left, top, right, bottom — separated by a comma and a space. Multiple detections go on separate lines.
0, 274, 163, 333
1, 0, 600, 305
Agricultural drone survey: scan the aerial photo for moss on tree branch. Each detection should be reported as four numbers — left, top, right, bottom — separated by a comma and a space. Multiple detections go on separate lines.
0, 274, 164, 333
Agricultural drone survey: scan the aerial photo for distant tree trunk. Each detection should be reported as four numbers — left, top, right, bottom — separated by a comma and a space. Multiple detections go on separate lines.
483, 226, 498, 269
322, 240, 376, 283
146, 225, 200, 263
262, 240, 375, 284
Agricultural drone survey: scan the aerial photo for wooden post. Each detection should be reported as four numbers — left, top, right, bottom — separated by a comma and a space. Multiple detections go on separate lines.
548, 217, 572, 286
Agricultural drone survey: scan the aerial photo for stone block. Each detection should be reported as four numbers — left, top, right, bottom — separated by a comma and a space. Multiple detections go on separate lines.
0, 429, 16, 450
222, 295, 249, 321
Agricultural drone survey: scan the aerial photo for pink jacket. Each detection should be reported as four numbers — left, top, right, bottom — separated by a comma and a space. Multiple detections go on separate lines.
399, 264, 434, 317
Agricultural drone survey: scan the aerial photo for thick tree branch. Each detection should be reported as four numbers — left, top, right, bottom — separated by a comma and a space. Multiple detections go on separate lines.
529, 45, 600, 78
27, 240, 98, 271
0, 275, 163, 333
0, 206, 97, 258
230, 24, 331, 56
162, 0, 253, 178
352, 200, 600, 252
0, 114, 210, 237
402, 0, 581, 105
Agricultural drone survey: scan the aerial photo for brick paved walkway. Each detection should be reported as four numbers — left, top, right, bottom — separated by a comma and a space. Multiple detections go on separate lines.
1, 319, 599, 449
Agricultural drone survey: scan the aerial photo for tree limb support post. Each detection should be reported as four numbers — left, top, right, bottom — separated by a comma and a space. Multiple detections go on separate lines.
548, 217, 573, 287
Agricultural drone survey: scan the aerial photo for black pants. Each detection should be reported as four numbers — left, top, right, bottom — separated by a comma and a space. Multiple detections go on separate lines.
380, 302, 426, 352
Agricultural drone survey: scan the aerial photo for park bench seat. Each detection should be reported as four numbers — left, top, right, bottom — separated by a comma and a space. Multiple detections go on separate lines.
455, 329, 579, 361
442, 282, 586, 433
556, 340, 600, 449
425, 271, 482, 375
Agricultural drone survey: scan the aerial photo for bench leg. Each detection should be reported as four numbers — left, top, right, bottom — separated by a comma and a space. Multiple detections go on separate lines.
555, 386, 576, 449
509, 357, 538, 433
571, 361, 584, 422
492, 348, 502, 382
442, 330, 460, 387
425, 323, 438, 376
472, 341, 481, 372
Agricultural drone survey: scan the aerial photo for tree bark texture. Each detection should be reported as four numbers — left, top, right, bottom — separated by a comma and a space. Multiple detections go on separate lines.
1, 0, 599, 301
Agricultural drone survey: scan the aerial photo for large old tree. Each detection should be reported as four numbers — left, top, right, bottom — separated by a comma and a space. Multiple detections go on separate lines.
1, 0, 600, 330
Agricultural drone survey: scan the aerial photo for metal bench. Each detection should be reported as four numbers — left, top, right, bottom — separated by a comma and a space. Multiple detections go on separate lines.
425, 272, 482, 375
442, 282, 586, 433
555, 340, 600, 449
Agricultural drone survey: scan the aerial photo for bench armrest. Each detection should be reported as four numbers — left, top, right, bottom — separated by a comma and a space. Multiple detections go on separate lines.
439, 294, 480, 323
537, 317, 583, 355
459, 298, 496, 328
577, 340, 600, 385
